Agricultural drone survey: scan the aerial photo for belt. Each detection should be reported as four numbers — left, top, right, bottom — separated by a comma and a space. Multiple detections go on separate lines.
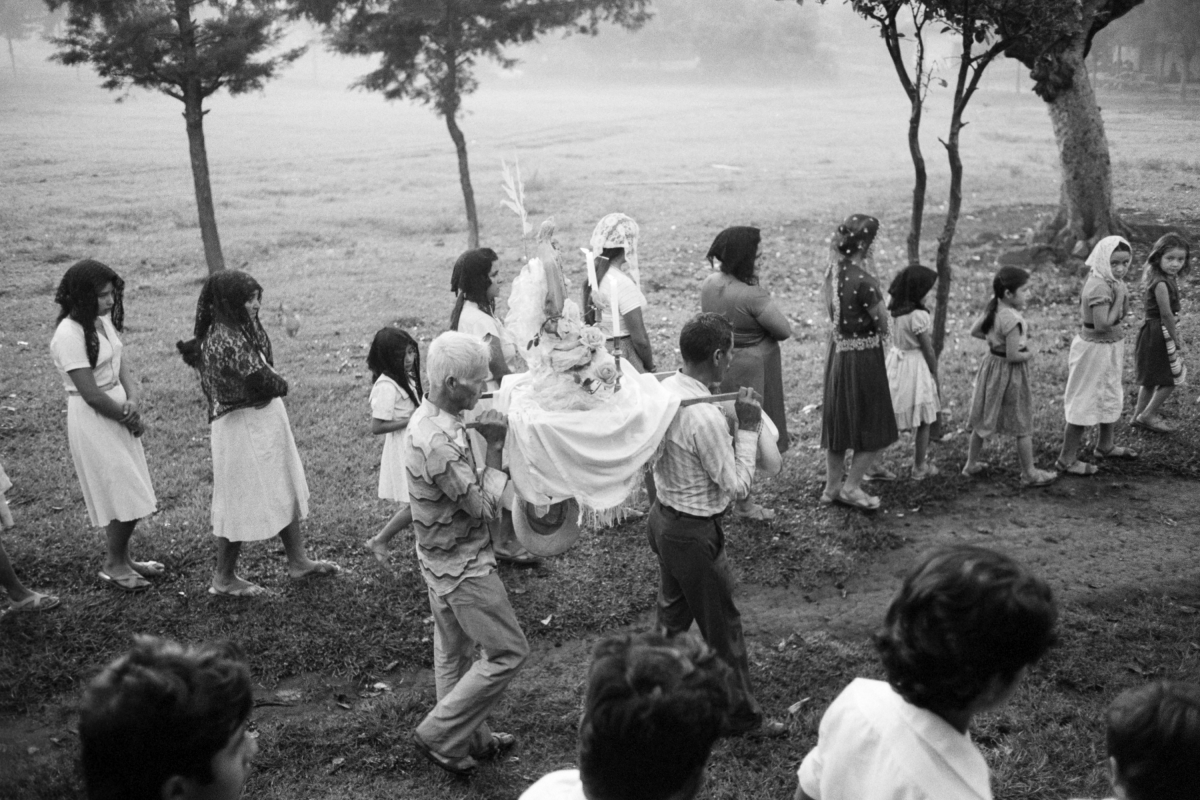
989, 347, 1029, 358
66, 379, 119, 395
658, 502, 721, 521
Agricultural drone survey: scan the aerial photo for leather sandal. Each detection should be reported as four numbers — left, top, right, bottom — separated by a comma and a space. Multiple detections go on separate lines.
1054, 458, 1097, 476
1093, 445, 1138, 460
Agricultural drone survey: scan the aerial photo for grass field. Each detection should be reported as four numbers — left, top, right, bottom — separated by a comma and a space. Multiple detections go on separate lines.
3, 39, 1200, 800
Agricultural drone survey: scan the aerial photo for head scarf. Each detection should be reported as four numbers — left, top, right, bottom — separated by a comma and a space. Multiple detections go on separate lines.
1085, 235, 1132, 288
177, 270, 268, 369
823, 214, 880, 323
706, 226, 761, 285
589, 213, 640, 289
55, 259, 125, 368
450, 248, 499, 329
887, 264, 938, 316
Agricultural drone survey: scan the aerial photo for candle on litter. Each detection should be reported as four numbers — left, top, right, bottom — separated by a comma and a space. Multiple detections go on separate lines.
609, 274, 620, 339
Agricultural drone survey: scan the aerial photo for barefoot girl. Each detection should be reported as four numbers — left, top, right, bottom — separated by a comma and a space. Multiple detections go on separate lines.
178, 271, 338, 597
51, 260, 161, 592
363, 327, 423, 564
962, 266, 1057, 487
1057, 236, 1136, 474
885, 264, 941, 480
820, 214, 898, 511
1133, 233, 1191, 434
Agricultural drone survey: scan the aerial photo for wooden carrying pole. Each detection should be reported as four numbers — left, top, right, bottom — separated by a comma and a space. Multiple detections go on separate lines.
466, 389, 740, 428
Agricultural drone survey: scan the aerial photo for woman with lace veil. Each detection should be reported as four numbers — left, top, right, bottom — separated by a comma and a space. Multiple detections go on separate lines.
583, 213, 655, 373
820, 215, 898, 511
701, 226, 792, 521
178, 271, 339, 596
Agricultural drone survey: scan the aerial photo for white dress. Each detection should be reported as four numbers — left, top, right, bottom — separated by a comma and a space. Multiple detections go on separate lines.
370, 376, 415, 502
1062, 275, 1125, 426
885, 310, 941, 430
456, 301, 520, 466
211, 398, 308, 542
50, 316, 157, 527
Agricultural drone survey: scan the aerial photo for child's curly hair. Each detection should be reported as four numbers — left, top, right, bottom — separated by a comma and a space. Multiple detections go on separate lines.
875, 545, 1057, 712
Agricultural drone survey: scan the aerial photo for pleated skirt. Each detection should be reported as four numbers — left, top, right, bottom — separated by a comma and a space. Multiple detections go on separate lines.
66, 387, 157, 527
968, 355, 1033, 438
211, 398, 309, 542
821, 339, 899, 453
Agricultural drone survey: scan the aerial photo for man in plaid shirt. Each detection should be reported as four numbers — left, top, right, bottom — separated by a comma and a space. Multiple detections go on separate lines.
649, 312, 785, 738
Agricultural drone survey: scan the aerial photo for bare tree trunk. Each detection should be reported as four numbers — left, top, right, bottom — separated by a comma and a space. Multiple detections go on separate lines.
1038, 41, 1128, 254
878, 8, 928, 265
7, 36, 15, 74
445, 113, 479, 250
176, 0, 224, 273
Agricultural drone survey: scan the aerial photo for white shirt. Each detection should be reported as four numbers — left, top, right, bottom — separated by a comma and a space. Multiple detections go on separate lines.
797, 678, 992, 800
594, 267, 645, 338
519, 770, 587, 800
50, 315, 122, 392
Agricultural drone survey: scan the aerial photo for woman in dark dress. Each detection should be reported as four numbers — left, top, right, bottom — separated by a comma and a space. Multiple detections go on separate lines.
701, 226, 792, 520
820, 215, 898, 511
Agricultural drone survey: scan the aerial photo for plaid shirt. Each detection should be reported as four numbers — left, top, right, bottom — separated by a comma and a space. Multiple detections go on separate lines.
406, 399, 509, 595
652, 372, 757, 517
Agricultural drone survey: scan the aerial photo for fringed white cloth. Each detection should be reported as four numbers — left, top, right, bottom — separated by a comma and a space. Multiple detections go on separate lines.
494, 360, 680, 526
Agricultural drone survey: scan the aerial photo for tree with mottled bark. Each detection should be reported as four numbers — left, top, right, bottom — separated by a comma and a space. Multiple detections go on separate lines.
47, 0, 305, 273
291, 0, 650, 250
1001, 0, 1146, 256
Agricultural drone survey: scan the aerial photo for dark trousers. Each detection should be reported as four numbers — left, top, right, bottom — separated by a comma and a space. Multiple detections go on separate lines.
646, 500, 762, 730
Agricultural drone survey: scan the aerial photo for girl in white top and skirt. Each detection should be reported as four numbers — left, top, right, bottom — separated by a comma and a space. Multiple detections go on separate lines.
50, 260, 161, 592
583, 213, 655, 373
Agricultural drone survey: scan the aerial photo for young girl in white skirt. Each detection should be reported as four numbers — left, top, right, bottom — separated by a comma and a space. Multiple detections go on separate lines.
363, 327, 423, 565
50, 260, 161, 592
962, 266, 1057, 487
885, 265, 941, 480
1056, 237, 1137, 474
178, 271, 338, 597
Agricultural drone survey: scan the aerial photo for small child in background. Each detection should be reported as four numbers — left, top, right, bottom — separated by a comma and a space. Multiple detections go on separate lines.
1092, 681, 1200, 800
0, 460, 60, 614
962, 266, 1058, 487
1132, 233, 1191, 434
363, 327, 423, 566
885, 265, 942, 479
795, 544, 1058, 800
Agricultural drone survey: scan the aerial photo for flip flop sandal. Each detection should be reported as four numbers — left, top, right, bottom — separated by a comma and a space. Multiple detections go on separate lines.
864, 467, 898, 482
131, 560, 166, 578
208, 583, 271, 598
8, 592, 61, 613
1132, 417, 1172, 434
835, 489, 881, 511
1093, 445, 1138, 460
1055, 459, 1098, 476
98, 571, 151, 592
960, 462, 991, 477
1020, 469, 1058, 488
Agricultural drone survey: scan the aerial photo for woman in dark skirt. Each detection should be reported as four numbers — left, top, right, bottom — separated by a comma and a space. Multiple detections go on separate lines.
820, 215, 898, 511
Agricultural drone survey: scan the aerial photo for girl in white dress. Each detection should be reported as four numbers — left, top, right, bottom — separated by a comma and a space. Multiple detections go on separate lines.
363, 327, 423, 564
177, 270, 338, 597
50, 260, 161, 592
583, 213, 655, 373
449, 247, 537, 564
885, 265, 942, 480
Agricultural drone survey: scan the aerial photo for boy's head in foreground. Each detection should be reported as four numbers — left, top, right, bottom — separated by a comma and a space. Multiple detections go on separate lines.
875, 545, 1057, 728
580, 631, 732, 800
81, 636, 256, 800
1107, 681, 1200, 800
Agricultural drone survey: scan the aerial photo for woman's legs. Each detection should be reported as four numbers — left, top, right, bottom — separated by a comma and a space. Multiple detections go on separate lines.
0, 538, 34, 603
823, 450, 846, 497
844, 450, 879, 495
914, 423, 931, 470
280, 520, 339, 579
1017, 435, 1037, 477
103, 519, 139, 579
1136, 385, 1175, 429
1096, 422, 1116, 453
366, 504, 412, 563
963, 433, 987, 473
1057, 423, 1086, 466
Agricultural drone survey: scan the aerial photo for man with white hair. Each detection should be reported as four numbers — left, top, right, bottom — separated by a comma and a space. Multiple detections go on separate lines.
406, 330, 529, 776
